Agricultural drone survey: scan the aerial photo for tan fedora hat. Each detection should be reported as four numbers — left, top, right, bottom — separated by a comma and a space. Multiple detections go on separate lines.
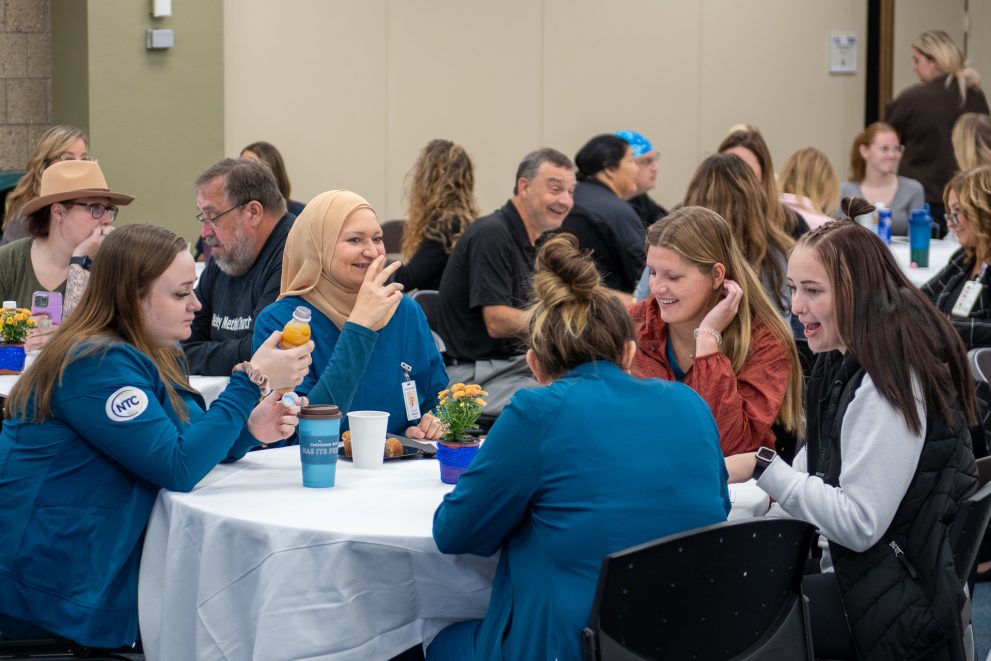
20, 160, 135, 217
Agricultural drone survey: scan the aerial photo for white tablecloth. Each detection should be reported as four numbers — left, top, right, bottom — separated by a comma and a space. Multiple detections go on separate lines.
889, 237, 958, 286
138, 446, 769, 661
0, 374, 228, 407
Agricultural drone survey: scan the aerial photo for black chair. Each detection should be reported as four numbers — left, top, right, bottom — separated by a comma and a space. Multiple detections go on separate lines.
0, 636, 140, 659
582, 518, 816, 660
948, 459, 991, 661
410, 289, 445, 355
381, 219, 406, 256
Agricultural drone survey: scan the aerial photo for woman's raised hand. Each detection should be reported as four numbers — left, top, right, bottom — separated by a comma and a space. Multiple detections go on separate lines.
73, 224, 114, 259
349, 255, 404, 329
699, 279, 743, 334
250, 330, 313, 391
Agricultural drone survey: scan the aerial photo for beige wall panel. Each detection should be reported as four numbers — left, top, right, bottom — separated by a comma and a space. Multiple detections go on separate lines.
541, 0, 701, 210
385, 0, 542, 219
966, 0, 991, 96
892, 0, 966, 96
698, 0, 865, 196
224, 1, 870, 225
224, 0, 387, 213
78, 0, 224, 240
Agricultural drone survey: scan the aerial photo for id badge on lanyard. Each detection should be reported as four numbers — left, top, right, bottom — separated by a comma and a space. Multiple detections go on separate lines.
951, 263, 989, 318
401, 362, 421, 421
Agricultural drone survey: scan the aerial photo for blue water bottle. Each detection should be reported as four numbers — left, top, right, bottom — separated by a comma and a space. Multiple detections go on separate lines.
877, 207, 892, 245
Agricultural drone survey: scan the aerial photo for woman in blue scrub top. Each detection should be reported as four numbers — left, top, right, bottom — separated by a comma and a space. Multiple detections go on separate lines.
254, 190, 448, 440
428, 233, 730, 660
0, 224, 311, 648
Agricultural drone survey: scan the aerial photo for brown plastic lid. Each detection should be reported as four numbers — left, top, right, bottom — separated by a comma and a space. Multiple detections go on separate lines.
299, 404, 342, 420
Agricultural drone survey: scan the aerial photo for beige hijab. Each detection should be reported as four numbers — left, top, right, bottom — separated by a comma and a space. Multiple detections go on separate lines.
279, 190, 398, 330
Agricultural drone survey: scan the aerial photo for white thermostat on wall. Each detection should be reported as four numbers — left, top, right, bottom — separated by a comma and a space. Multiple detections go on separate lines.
829, 32, 857, 74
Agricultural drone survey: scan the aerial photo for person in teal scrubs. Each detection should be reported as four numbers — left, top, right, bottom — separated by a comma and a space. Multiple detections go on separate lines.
0, 224, 311, 647
428, 233, 730, 660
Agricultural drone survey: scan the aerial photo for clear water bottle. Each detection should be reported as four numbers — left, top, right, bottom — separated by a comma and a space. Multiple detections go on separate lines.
877, 207, 892, 245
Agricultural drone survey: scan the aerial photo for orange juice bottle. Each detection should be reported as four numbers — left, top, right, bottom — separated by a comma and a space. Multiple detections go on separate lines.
278, 306, 312, 392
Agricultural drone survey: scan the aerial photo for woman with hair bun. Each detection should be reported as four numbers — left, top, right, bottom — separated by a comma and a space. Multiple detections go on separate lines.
885, 29, 989, 232
429, 233, 730, 661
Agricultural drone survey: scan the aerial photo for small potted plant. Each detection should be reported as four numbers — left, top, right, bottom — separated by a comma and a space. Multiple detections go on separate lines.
0, 306, 35, 374
434, 383, 487, 484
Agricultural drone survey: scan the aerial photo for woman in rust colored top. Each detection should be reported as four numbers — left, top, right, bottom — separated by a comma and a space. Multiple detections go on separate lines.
629, 206, 803, 455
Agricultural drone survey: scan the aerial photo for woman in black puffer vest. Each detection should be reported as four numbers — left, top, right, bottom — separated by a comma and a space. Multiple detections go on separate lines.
728, 199, 979, 660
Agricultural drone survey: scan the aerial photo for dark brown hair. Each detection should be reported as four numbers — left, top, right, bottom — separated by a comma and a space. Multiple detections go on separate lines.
797, 198, 977, 433
528, 233, 633, 379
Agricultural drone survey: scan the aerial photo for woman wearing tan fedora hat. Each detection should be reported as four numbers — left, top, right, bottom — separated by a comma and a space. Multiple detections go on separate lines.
0, 159, 133, 350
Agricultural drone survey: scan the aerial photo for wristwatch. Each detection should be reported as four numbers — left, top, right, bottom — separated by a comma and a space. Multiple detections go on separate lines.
69, 255, 93, 271
752, 447, 777, 481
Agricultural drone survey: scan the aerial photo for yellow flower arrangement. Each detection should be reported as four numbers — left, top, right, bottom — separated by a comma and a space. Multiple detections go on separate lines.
436, 382, 488, 442
0, 307, 35, 344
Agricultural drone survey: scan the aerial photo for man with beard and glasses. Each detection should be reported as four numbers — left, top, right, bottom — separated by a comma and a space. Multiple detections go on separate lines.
182, 158, 295, 375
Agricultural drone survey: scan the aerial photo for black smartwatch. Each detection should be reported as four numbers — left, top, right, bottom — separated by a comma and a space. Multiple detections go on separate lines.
752, 447, 777, 481
69, 255, 92, 271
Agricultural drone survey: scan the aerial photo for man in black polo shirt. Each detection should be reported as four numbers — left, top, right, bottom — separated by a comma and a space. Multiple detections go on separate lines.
436, 148, 576, 415
182, 158, 297, 375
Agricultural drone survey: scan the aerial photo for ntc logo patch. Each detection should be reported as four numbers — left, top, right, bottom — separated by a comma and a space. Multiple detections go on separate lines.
105, 386, 149, 422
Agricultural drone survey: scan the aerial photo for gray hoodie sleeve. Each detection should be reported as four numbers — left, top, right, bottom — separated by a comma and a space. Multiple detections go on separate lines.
757, 373, 925, 552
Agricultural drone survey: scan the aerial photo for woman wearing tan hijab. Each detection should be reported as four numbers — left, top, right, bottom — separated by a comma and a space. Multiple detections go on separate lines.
253, 190, 448, 439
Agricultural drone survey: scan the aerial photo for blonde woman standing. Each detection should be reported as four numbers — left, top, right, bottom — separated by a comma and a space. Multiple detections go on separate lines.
885, 29, 989, 233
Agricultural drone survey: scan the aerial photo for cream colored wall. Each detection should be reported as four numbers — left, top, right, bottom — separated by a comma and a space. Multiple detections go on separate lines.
51, 0, 223, 241
224, 0, 867, 220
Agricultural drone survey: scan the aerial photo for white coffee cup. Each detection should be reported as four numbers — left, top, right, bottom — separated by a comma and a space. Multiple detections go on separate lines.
347, 411, 389, 469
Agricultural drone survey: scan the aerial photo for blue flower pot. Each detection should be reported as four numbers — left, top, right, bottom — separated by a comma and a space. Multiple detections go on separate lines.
436, 440, 481, 484
0, 343, 26, 374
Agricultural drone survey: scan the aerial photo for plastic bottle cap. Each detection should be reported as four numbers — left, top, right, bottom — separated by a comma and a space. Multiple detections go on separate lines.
281, 392, 300, 407
292, 306, 312, 323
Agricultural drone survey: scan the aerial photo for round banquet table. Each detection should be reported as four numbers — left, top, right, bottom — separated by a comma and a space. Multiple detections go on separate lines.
888, 236, 958, 287
138, 446, 769, 660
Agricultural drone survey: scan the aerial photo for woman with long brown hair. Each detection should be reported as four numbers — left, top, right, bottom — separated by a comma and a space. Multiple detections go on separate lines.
629, 206, 803, 455
684, 153, 795, 315
885, 29, 989, 233
0, 224, 311, 648
728, 201, 978, 659
393, 139, 479, 291
718, 124, 809, 239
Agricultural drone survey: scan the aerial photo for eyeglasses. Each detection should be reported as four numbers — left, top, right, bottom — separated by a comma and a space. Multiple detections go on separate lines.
44, 154, 94, 167
945, 211, 960, 226
873, 144, 904, 155
63, 201, 118, 222
196, 202, 247, 228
